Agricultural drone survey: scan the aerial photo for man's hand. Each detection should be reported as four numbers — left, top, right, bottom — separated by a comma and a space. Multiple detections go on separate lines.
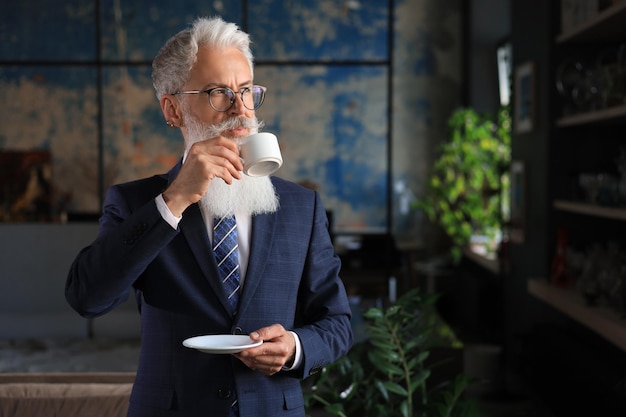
162, 137, 243, 216
234, 324, 296, 376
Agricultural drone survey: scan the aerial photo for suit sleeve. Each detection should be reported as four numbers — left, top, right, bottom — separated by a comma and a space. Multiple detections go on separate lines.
65, 184, 179, 318
290, 191, 353, 379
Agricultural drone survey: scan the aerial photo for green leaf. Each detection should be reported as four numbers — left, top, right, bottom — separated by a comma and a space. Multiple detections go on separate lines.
410, 369, 431, 391
324, 403, 347, 417
416, 350, 430, 362
368, 338, 397, 354
364, 308, 384, 320
369, 356, 404, 376
374, 380, 390, 401
383, 381, 409, 397
400, 400, 411, 417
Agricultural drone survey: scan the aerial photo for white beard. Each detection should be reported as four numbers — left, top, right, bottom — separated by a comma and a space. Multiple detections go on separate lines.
183, 112, 280, 217
200, 175, 279, 217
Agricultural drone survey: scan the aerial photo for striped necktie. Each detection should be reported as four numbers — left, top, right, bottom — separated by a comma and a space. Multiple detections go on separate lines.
213, 215, 240, 313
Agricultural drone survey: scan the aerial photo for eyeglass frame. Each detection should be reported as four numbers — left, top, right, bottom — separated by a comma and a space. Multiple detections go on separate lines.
171, 85, 267, 112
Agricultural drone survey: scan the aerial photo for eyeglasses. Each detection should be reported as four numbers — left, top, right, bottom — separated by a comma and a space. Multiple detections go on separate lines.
172, 85, 267, 112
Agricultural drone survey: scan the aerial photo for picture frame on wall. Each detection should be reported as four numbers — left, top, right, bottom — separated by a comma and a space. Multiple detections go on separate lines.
0, 151, 54, 222
514, 61, 535, 133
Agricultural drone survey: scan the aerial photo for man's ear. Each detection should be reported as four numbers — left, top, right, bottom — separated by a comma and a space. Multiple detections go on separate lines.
161, 94, 183, 128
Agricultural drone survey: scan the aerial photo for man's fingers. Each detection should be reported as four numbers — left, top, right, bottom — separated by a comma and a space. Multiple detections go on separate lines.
250, 324, 285, 341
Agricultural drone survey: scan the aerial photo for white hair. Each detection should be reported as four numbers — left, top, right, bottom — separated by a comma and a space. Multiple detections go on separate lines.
152, 16, 254, 100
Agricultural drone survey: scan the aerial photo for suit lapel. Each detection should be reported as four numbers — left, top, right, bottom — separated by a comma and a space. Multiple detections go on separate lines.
179, 204, 233, 315
236, 211, 277, 318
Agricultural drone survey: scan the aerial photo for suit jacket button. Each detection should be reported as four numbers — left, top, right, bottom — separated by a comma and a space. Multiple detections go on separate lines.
218, 388, 232, 399
234, 327, 243, 335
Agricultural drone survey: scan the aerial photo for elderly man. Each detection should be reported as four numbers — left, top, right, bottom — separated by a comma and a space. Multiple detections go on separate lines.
65, 16, 352, 417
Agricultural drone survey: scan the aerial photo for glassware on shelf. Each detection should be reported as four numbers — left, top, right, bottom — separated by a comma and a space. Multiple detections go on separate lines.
556, 58, 587, 115
556, 44, 626, 116
578, 172, 619, 206
596, 45, 626, 108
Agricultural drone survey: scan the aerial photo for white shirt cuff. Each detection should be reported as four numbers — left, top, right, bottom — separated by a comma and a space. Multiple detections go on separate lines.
155, 194, 182, 229
282, 331, 302, 371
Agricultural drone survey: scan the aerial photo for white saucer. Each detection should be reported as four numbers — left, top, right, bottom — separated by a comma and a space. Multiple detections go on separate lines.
182, 335, 263, 354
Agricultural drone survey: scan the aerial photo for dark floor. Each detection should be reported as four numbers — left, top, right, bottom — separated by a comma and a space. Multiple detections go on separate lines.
470, 391, 553, 417
307, 394, 550, 417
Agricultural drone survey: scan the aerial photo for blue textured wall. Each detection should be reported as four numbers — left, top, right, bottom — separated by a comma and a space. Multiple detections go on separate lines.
0, 0, 461, 236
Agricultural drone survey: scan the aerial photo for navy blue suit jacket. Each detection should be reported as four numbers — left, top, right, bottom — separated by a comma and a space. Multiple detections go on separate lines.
65, 163, 353, 417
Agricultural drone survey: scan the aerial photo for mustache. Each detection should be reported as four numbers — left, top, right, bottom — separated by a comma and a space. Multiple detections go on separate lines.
214, 115, 264, 134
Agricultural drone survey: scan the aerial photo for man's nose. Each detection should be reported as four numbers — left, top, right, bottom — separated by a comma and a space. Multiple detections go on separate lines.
229, 94, 247, 115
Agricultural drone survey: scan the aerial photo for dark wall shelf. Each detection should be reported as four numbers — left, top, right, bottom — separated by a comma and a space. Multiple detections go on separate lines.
556, 2, 626, 43
528, 279, 626, 351
553, 200, 626, 221
533, 0, 626, 358
556, 104, 626, 127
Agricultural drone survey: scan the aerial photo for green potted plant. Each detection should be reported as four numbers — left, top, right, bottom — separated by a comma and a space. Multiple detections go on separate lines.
417, 106, 511, 262
304, 289, 483, 417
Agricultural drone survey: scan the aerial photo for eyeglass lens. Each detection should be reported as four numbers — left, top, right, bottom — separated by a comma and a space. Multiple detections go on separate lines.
210, 86, 265, 111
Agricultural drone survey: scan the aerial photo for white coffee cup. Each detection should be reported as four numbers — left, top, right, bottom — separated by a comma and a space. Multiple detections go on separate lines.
238, 132, 283, 177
